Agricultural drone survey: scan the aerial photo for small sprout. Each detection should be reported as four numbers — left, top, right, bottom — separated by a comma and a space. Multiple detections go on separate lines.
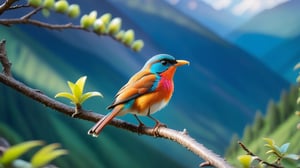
107, 17, 122, 35
55, 76, 103, 116
122, 29, 135, 46
99, 13, 112, 25
28, 0, 42, 7
80, 15, 90, 28
31, 143, 68, 168
41, 8, 50, 17
88, 10, 98, 25
115, 30, 124, 40
43, 0, 54, 9
54, 0, 69, 13
67, 4, 80, 18
237, 155, 254, 168
0, 141, 44, 165
131, 40, 144, 52
93, 19, 106, 34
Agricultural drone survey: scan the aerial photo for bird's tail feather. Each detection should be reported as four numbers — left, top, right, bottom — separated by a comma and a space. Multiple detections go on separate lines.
88, 105, 122, 137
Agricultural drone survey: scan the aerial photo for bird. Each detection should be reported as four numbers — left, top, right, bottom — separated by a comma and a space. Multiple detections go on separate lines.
88, 54, 189, 137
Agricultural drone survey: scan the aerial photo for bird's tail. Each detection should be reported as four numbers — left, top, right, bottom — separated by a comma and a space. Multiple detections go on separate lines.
88, 105, 123, 137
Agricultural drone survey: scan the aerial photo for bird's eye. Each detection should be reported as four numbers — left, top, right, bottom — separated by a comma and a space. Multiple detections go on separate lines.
161, 60, 168, 65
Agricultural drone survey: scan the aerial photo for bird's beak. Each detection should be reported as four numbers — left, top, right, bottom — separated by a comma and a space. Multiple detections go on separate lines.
175, 60, 190, 67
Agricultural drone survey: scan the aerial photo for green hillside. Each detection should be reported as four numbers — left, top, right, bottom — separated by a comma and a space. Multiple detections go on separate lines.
225, 86, 300, 166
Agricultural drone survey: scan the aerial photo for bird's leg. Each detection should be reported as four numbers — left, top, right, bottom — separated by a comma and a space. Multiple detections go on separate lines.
133, 114, 145, 134
147, 108, 167, 137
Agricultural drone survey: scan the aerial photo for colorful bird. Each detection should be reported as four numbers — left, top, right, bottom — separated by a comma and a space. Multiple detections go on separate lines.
88, 54, 189, 137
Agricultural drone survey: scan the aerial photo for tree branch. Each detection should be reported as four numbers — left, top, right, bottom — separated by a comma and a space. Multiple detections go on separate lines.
0, 40, 233, 168
238, 141, 283, 168
0, 40, 11, 76
0, 0, 17, 15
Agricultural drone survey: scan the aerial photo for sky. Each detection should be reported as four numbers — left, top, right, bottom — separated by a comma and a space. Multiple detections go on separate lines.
201, 0, 290, 17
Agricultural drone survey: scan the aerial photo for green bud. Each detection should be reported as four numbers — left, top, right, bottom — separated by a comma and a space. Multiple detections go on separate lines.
107, 17, 122, 35
28, 0, 42, 7
68, 4, 80, 18
131, 40, 144, 52
43, 0, 54, 9
115, 30, 124, 40
88, 10, 97, 25
42, 8, 50, 17
54, 0, 69, 13
93, 19, 106, 34
80, 15, 90, 28
122, 29, 135, 46
99, 13, 112, 25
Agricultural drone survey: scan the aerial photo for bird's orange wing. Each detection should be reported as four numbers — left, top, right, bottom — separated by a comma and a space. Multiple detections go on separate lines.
107, 71, 158, 109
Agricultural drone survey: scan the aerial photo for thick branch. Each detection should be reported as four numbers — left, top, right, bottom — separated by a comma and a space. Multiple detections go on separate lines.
0, 0, 17, 15
0, 41, 233, 168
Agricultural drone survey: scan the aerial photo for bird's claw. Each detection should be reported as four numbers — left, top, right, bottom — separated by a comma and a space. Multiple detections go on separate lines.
152, 122, 167, 137
137, 123, 146, 135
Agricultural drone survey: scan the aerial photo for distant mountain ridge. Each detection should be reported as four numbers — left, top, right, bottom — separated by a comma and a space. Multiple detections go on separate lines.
227, 0, 300, 82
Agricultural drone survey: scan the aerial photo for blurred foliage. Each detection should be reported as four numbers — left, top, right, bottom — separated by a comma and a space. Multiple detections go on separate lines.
237, 138, 299, 168
0, 139, 67, 168
225, 86, 299, 166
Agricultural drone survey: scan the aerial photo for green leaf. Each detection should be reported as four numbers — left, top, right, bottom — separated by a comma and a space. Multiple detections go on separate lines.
79, 91, 103, 104
279, 143, 290, 154
297, 97, 300, 104
266, 149, 276, 155
284, 154, 299, 160
75, 76, 87, 97
263, 138, 275, 147
237, 155, 253, 168
54, 92, 76, 103
31, 143, 67, 168
0, 141, 43, 165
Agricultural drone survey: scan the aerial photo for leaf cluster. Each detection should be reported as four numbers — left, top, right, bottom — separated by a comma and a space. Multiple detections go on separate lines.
237, 138, 299, 168
0, 140, 67, 168
55, 76, 102, 116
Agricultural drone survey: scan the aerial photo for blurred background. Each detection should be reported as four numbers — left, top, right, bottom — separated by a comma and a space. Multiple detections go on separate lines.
0, 0, 299, 167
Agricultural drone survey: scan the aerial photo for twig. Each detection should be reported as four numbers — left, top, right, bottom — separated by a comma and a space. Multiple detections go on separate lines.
0, 42, 233, 168
0, 40, 11, 76
238, 141, 283, 168
21, 7, 42, 20
0, 0, 17, 15
8, 4, 30, 10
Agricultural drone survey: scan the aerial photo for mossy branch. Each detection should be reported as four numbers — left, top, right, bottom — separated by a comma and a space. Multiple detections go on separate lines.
0, 40, 232, 167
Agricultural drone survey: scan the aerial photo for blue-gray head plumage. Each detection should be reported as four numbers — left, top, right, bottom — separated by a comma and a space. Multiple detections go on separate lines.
143, 54, 177, 73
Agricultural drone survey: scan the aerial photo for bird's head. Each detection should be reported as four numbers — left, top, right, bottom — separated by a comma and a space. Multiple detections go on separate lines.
142, 54, 189, 75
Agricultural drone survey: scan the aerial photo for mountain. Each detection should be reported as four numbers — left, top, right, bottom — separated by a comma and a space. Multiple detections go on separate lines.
227, 0, 300, 82
163, 0, 242, 37
0, 0, 291, 167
